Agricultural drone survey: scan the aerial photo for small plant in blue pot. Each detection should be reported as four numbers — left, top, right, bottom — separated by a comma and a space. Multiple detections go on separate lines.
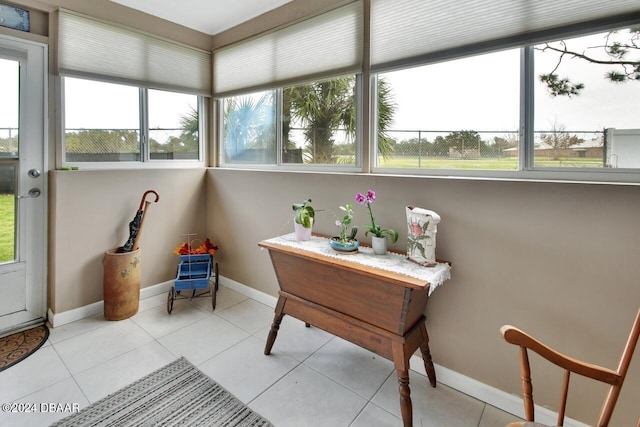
329, 203, 359, 253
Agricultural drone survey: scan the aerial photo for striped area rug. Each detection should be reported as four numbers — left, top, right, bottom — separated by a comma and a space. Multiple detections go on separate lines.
52, 357, 273, 426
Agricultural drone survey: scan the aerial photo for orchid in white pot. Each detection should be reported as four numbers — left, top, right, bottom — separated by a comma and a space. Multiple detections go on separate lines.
356, 190, 398, 254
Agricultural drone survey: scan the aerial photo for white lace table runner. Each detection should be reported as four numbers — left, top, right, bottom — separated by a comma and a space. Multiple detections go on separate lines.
261, 233, 451, 296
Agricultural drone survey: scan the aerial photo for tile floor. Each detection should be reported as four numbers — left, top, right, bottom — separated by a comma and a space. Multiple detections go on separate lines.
0, 286, 520, 427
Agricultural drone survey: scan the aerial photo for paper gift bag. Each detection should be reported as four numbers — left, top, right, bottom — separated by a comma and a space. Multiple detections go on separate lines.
406, 206, 440, 266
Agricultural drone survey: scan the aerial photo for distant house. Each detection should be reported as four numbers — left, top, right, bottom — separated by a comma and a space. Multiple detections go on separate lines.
504, 139, 604, 159
605, 128, 640, 168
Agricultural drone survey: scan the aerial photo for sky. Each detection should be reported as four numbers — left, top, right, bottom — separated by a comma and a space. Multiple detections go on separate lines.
382, 30, 639, 137
2, 29, 638, 140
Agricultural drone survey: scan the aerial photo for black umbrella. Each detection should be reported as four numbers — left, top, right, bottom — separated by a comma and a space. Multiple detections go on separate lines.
118, 190, 159, 253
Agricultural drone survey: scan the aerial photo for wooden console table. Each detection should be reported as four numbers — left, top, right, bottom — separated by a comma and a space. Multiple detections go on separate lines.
259, 234, 451, 427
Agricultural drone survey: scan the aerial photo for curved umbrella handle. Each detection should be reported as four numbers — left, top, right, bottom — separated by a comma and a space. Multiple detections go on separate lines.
132, 190, 160, 251
138, 190, 159, 211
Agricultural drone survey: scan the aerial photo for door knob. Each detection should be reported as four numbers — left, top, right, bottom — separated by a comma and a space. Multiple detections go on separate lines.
28, 169, 41, 178
18, 188, 41, 199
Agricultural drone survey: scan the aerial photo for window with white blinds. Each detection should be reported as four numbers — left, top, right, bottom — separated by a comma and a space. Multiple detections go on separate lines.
370, 0, 640, 71
57, 9, 212, 96
213, 1, 363, 97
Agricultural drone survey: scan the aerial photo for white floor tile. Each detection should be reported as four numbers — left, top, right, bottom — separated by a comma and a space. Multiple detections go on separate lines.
199, 336, 299, 403
0, 377, 88, 427
137, 293, 167, 313
157, 314, 250, 364
2, 291, 497, 427
52, 319, 154, 375
304, 336, 395, 399
249, 364, 367, 427
0, 346, 70, 403
130, 300, 211, 338
47, 313, 107, 344
480, 404, 522, 427
192, 285, 248, 312
216, 299, 275, 334
350, 402, 401, 427
255, 316, 333, 361
73, 341, 176, 402
372, 374, 485, 427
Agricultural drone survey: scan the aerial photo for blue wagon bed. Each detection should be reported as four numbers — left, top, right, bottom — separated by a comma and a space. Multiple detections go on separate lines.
167, 253, 219, 313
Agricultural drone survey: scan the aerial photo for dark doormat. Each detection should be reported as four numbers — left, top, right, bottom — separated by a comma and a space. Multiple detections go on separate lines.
0, 324, 49, 372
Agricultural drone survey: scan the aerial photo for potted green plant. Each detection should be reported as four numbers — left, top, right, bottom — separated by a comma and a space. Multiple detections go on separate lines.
292, 198, 315, 241
329, 203, 359, 253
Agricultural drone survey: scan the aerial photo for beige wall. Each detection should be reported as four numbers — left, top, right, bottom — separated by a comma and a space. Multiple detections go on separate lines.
49, 169, 207, 313
206, 168, 640, 426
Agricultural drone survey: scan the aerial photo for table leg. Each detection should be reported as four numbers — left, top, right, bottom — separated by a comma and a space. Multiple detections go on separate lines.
264, 296, 286, 355
397, 369, 412, 427
392, 341, 413, 427
419, 324, 437, 387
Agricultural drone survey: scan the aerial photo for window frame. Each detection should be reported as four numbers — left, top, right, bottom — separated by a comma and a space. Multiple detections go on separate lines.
217, 74, 364, 172
370, 17, 640, 184
59, 76, 206, 170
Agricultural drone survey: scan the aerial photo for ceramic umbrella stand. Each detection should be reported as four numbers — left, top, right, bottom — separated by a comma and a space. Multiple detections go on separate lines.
103, 248, 141, 320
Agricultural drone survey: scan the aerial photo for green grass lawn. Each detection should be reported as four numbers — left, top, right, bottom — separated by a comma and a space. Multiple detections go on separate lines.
377, 156, 604, 169
0, 194, 15, 262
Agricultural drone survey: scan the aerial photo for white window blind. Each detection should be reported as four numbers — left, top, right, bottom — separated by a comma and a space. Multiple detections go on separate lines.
58, 10, 212, 95
371, 0, 640, 71
214, 1, 363, 97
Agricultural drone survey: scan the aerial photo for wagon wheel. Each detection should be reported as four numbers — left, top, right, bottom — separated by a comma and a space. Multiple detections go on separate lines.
211, 262, 219, 311
167, 287, 175, 314
214, 262, 219, 291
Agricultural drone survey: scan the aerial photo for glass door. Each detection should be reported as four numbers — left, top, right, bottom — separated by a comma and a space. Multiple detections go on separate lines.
0, 36, 46, 335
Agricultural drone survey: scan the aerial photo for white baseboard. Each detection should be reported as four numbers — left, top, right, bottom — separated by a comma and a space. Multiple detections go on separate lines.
218, 275, 279, 308
47, 276, 588, 427
47, 280, 173, 328
408, 355, 588, 427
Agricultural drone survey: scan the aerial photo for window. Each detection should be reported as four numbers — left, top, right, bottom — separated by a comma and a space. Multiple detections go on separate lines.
221, 76, 359, 167
148, 89, 200, 160
0, 58, 19, 263
215, 2, 362, 169
222, 90, 276, 164
369, 0, 640, 180
63, 77, 201, 165
534, 29, 640, 169
64, 78, 140, 162
376, 50, 520, 170
374, 24, 640, 178
58, 10, 210, 168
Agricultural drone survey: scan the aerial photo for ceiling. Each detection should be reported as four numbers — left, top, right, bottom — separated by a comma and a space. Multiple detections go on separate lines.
110, 0, 293, 35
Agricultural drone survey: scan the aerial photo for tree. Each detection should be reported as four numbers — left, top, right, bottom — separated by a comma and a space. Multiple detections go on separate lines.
444, 130, 483, 158
540, 121, 584, 160
283, 76, 397, 163
538, 27, 640, 97
283, 78, 356, 163
493, 135, 518, 153
375, 77, 397, 161
179, 107, 199, 148
223, 94, 275, 160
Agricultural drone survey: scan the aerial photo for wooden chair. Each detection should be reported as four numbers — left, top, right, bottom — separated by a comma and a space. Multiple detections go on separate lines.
500, 307, 640, 427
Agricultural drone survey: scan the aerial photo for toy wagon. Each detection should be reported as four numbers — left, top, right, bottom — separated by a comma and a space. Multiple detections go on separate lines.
167, 253, 219, 314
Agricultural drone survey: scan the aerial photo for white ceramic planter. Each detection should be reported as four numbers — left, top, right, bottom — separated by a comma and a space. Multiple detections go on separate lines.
371, 235, 387, 255
294, 218, 313, 241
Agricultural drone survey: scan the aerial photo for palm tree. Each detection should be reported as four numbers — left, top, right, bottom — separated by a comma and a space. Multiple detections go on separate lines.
283, 78, 355, 163
223, 94, 275, 160
283, 76, 396, 163
376, 77, 397, 161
